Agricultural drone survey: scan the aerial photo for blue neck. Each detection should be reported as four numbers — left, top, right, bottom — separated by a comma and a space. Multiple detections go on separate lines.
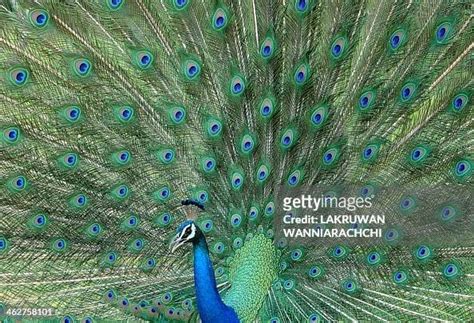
192, 236, 239, 323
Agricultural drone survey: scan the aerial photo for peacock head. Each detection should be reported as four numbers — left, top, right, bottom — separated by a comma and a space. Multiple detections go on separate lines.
169, 200, 205, 253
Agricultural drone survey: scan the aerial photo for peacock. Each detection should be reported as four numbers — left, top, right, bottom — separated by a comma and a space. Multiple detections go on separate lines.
0, 0, 473, 322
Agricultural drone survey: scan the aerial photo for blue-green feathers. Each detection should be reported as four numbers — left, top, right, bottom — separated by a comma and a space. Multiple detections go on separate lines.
0, 1, 472, 323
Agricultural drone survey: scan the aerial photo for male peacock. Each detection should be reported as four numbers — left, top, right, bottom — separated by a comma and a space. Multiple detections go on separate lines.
0, 0, 473, 322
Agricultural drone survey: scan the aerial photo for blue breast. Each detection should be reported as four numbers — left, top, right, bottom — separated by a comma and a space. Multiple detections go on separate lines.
193, 237, 240, 323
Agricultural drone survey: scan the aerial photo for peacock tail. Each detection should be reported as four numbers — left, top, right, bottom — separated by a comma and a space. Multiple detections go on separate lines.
0, 0, 473, 322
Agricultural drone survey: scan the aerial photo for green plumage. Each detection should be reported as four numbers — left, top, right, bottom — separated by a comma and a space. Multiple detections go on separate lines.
0, 0, 473, 322
224, 234, 280, 322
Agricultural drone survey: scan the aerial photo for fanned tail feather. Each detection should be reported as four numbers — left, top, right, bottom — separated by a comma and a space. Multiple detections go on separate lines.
0, 0, 473, 322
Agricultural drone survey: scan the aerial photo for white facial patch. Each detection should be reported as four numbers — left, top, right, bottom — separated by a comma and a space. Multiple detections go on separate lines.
178, 223, 196, 242
170, 223, 198, 253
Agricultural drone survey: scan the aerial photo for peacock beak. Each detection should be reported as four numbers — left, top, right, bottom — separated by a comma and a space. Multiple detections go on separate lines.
169, 233, 185, 253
